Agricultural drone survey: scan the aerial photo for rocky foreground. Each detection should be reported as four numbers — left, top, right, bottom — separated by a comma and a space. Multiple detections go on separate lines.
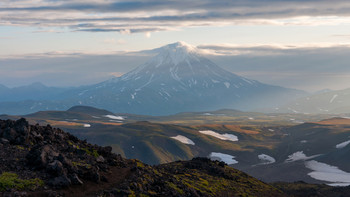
0, 118, 349, 196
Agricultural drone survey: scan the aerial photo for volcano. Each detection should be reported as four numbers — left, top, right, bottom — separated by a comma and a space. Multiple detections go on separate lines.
0, 42, 304, 115
66, 42, 304, 115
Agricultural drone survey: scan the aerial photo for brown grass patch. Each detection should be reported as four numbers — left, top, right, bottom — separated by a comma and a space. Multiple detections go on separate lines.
316, 118, 350, 125
223, 125, 259, 134
46, 120, 82, 127
194, 124, 259, 135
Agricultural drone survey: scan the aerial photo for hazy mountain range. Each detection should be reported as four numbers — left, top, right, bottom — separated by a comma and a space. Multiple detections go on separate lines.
0, 82, 71, 102
0, 42, 305, 115
276, 88, 350, 114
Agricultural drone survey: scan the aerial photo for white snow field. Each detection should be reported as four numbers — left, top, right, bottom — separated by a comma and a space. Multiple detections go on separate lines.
258, 154, 276, 164
170, 135, 195, 145
305, 160, 350, 186
285, 151, 321, 162
199, 130, 238, 142
209, 152, 238, 165
336, 140, 350, 149
104, 115, 125, 120
83, 124, 91, 128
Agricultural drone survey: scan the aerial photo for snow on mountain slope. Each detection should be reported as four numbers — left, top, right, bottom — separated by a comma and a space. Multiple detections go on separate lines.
258, 154, 276, 165
336, 140, 350, 149
103, 41, 258, 93
209, 152, 238, 165
170, 135, 195, 145
305, 160, 350, 186
199, 130, 238, 142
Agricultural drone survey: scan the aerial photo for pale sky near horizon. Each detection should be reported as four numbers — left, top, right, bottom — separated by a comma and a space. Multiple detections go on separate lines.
1, 0, 350, 91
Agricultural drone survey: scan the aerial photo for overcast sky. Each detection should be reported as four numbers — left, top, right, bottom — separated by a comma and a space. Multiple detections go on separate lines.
1, 0, 350, 92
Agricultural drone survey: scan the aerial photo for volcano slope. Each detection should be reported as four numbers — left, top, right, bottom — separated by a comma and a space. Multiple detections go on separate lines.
0, 118, 285, 197
1, 118, 350, 197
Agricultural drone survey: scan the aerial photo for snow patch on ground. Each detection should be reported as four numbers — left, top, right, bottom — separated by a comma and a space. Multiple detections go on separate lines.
131, 93, 136, 99
330, 94, 338, 103
258, 154, 276, 164
328, 183, 350, 187
209, 152, 238, 165
104, 115, 125, 120
224, 82, 230, 88
83, 124, 91, 128
199, 130, 238, 142
170, 135, 195, 145
305, 160, 350, 186
285, 151, 321, 162
109, 120, 123, 123
336, 140, 350, 149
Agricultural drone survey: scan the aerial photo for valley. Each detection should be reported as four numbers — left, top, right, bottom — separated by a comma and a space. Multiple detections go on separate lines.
2, 106, 350, 187
1, 117, 350, 196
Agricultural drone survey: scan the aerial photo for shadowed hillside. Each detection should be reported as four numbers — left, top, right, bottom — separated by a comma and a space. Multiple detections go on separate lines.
0, 118, 284, 196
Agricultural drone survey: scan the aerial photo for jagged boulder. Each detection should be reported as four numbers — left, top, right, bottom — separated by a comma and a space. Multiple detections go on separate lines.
1, 118, 30, 144
48, 175, 71, 188
26, 145, 59, 169
69, 173, 83, 185
47, 160, 66, 176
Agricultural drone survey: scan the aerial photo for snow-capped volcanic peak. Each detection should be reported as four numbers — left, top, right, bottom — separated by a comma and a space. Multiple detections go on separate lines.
120, 41, 242, 84
142, 41, 201, 69
156, 41, 199, 65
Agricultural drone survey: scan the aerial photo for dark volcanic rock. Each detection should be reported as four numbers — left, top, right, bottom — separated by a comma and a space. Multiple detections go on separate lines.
69, 173, 83, 185
1, 118, 30, 144
48, 175, 71, 188
0, 138, 9, 144
27, 145, 59, 169
47, 160, 66, 176
0, 118, 126, 194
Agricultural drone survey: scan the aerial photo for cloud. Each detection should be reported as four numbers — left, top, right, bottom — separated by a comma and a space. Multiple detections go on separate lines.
103, 38, 127, 44
1, 0, 350, 33
117, 39, 126, 44
332, 34, 350, 39
119, 29, 131, 34
103, 38, 117, 44
198, 43, 350, 56
32, 29, 64, 33
0, 36, 13, 39
198, 44, 350, 91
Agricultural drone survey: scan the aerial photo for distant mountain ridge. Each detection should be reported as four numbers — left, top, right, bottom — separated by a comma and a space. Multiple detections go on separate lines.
276, 88, 350, 114
0, 42, 305, 115
0, 82, 70, 102
67, 105, 114, 116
